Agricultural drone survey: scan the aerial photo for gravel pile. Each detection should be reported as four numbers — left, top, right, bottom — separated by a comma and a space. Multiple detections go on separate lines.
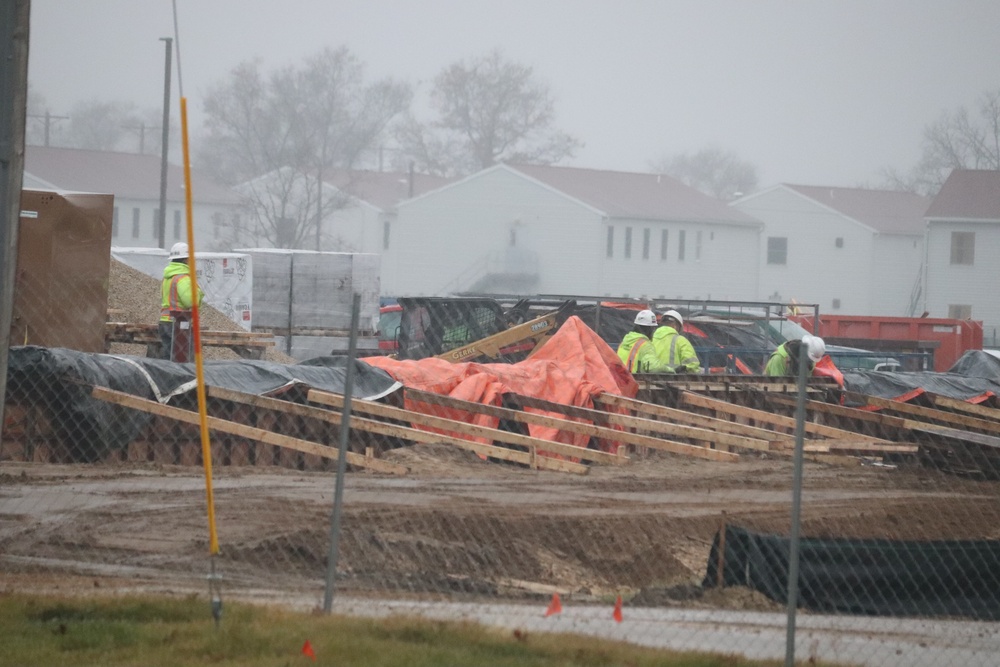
107, 259, 295, 363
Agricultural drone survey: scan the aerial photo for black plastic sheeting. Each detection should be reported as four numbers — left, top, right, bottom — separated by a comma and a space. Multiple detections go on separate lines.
842, 350, 1000, 401
703, 525, 1000, 620
5, 346, 401, 462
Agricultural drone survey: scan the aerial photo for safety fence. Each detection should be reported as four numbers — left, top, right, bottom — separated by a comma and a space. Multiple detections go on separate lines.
3, 292, 1000, 667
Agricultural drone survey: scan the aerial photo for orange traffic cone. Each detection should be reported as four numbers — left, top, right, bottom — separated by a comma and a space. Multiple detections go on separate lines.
613, 595, 623, 623
301, 639, 316, 661
544, 593, 563, 617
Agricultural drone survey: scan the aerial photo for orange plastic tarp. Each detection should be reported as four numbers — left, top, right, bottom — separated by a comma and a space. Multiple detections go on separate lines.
362, 316, 637, 453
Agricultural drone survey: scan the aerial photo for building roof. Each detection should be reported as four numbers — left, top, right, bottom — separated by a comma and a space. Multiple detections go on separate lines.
783, 184, 930, 235
925, 169, 1000, 221
24, 145, 239, 205
323, 168, 453, 211
509, 164, 761, 226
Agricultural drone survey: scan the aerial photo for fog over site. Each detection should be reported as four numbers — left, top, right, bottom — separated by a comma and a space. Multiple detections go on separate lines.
26, 0, 1000, 188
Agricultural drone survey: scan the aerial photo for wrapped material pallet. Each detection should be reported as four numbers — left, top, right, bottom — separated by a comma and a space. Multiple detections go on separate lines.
112, 247, 254, 331
235, 249, 380, 360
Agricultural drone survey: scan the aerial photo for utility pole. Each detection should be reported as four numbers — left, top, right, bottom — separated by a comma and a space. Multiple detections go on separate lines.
158, 37, 173, 249
0, 0, 30, 443
27, 111, 68, 147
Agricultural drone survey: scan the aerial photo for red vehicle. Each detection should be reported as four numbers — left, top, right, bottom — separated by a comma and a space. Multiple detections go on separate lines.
377, 304, 403, 352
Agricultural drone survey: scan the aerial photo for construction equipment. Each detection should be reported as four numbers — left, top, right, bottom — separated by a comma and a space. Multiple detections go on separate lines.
394, 296, 575, 363
435, 303, 573, 363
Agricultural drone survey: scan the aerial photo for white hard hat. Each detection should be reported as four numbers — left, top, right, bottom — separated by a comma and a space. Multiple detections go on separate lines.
802, 334, 826, 362
634, 309, 658, 327
661, 309, 684, 328
168, 242, 189, 261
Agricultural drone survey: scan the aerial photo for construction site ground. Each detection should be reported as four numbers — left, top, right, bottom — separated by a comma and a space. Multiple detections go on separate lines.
2, 443, 998, 608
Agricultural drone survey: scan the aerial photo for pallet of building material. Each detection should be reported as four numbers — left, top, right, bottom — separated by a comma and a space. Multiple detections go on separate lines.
90, 386, 407, 475
105, 321, 275, 359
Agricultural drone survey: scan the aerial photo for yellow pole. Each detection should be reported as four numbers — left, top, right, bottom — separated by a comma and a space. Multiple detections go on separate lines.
180, 96, 220, 556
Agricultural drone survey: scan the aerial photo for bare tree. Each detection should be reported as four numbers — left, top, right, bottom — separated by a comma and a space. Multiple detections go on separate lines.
200, 49, 410, 249
882, 88, 1000, 195
395, 49, 581, 176
650, 146, 759, 200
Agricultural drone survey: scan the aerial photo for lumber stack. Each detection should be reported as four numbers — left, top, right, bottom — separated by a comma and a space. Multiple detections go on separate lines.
105, 321, 275, 359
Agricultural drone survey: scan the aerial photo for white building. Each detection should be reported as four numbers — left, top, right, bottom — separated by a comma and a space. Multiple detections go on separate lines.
23, 146, 240, 252
733, 184, 929, 315
923, 169, 1000, 341
383, 163, 763, 300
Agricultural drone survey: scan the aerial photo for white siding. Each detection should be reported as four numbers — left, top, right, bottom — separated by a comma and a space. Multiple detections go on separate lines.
389, 167, 605, 296
388, 167, 760, 299
601, 220, 759, 300
925, 221, 1000, 339
871, 234, 924, 316
735, 187, 879, 314
107, 196, 226, 252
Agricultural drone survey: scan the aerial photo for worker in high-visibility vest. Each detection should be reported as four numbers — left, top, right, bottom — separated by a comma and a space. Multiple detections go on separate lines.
653, 309, 702, 373
616, 310, 673, 374
158, 242, 204, 360
765, 334, 826, 376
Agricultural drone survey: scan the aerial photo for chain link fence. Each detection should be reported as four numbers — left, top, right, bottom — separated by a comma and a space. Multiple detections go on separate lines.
3, 217, 1000, 665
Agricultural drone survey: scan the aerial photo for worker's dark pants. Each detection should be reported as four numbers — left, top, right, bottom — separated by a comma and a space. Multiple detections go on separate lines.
158, 316, 193, 362
158, 321, 174, 360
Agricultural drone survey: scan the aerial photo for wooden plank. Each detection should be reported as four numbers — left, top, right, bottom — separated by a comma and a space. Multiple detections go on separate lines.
680, 391, 895, 442
496, 390, 761, 456
91, 386, 408, 475
847, 392, 1000, 436
909, 424, 1000, 451
765, 394, 910, 430
927, 394, 1000, 423
306, 389, 619, 466
207, 386, 587, 475
406, 389, 744, 463
596, 393, 795, 442
403, 388, 628, 464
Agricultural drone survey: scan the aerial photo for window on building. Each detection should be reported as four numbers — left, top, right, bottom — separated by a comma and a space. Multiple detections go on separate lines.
767, 237, 787, 265
642, 228, 650, 259
695, 230, 703, 260
950, 231, 975, 265
153, 209, 160, 240
606, 226, 614, 258
832, 298, 841, 310
835, 237, 844, 248
660, 229, 668, 260
383, 220, 391, 250
174, 210, 182, 239
678, 230, 686, 261
212, 212, 223, 240
112, 207, 119, 237
948, 304, 972, 320
509, 229, 517, 247
624, 227, 632, 259
131, 208, 140, 238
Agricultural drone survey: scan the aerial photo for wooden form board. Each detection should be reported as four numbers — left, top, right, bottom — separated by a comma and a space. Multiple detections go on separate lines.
405, 388, 739, 462
680, 391, 896, 443
595, 393, 795, 443
305, 389, 592, 472
846, 392, 1000, 436
205, 386, 588, 475
90, 386, 407, 475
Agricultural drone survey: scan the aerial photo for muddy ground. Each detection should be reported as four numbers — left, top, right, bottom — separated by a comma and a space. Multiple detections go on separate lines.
2, 445, 999, 611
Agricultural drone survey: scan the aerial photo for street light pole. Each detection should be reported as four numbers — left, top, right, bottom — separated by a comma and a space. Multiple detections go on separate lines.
158, 37, 173, 249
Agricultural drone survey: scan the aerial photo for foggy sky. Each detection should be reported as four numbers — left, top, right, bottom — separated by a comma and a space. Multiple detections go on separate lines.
26, 0, 1000, 188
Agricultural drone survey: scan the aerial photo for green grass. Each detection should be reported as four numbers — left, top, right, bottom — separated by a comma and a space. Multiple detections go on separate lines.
0, 591, 804, 666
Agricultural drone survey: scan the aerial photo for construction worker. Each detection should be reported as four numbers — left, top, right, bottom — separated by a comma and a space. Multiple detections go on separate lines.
653, 309, 701, 373
159, 242, 204, 360
617, 310, 673, 374
765, 334, 826, 377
